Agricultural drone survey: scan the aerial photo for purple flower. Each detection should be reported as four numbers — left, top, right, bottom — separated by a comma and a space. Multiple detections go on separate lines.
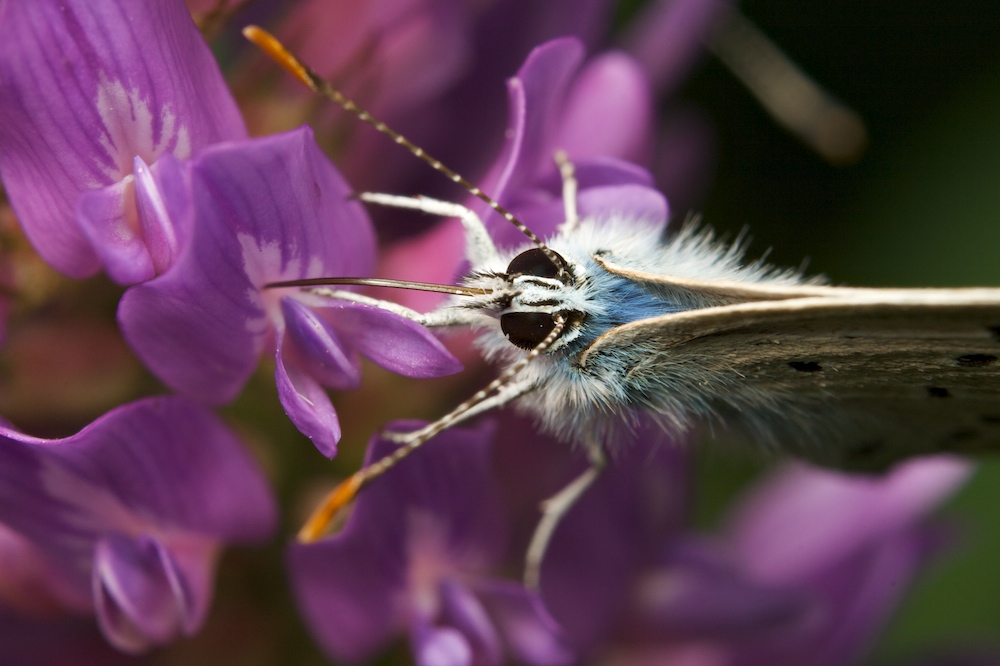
535, 446, 971, 665
289, 422, 572, 665
119, 127, 461, 456
0, 605, 136, 666
255, 0, 622, 205
0, 0, 247, 282
0, 396, 277, 653
501, 416, 694, 655
271, 0, 474, 195
719, 457, 972, 666
472, 39, 661, 248
381, 37, 664, 312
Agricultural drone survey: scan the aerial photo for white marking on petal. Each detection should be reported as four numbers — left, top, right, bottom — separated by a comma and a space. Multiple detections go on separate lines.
39, 459, 144, 536
93, 76, 191, 184
36, 457, 153, 584
237, 232, 326, 332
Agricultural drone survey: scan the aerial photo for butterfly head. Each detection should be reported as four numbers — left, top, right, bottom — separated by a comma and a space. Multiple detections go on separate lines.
463, 245, 598, 353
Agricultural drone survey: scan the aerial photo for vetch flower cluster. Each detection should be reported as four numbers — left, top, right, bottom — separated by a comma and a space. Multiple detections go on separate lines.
0, 396, 277, 652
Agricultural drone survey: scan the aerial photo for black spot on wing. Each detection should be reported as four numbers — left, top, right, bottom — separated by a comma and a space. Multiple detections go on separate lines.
927, 387, 951, 398
980, 415, 1000, 425
788, 361, 823, 373
989, 326, 1000, 342
956, 353, 997, 367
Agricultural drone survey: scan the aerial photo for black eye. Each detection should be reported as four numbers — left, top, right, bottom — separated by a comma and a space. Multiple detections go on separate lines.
501, 312, 557, 350
506, 248, 564, 279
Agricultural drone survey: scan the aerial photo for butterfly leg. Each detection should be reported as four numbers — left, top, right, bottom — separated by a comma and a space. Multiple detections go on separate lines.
358, 192, 501, 266
304, 287, 482, 328
524, 437, 606, 590
554, 150, 580, 235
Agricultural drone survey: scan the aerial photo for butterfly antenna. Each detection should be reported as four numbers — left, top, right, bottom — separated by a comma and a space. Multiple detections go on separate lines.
264, 276, 490, 296
243, 26, 569, 277
298, 313, 568, 542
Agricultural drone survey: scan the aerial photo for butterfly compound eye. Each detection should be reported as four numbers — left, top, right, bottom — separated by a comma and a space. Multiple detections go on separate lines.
501, 312, 557, 350
506, 248, 564, 279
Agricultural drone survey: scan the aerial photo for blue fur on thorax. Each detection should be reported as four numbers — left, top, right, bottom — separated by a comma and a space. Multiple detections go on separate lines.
562, 263, 683, 354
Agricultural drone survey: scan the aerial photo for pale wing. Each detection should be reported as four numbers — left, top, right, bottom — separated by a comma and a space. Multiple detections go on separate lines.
579, 289, 1000, 471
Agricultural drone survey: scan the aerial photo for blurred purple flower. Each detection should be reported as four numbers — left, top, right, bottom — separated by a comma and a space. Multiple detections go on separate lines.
272, 0, 724, 233
496, 416, 695, 656
0, 605, 137, 666
0, 396, 277, 653
536, 450, 971, 665
289, 422, 572, 665
381, 37, 664, 312
719, 457, 971, 666
119, 127, 461, 456
622, 0, 732, 97
258, 0, 621, 206
0, 0, 247, 283
270, 0, 474, 196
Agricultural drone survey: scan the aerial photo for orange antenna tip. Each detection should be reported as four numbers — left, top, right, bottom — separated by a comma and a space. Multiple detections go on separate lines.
297, 473, 365, 543
242, 25, 316, 90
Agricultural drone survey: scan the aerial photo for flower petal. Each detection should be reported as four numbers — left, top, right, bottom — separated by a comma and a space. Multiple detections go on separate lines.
321, 301, 462, 378
627, 538, 812, 642
133, 154, 191, 277
76, 177, 153, 284
439, 579, 503, 665
119, 126, 375, 403
275, 330, 343, 458
727, 457, 972, 582
0, 396, 276, 584
367, 421, 503, 553
482, 38, 585, 246
379, 39, 663, 311
75, 154, 191, 285
281, 297, 360, 391
577, 184, 668, 223
288, 422, 501, 662
0, 523, 87, 614
512, 183, 668, 234
413, 621, 473, 666
475, 580, 574, 666
287, 517, 406, 662
92, 533, 209, 652
117, 258, 264, 403
0, 396, 275, 651
508, 159, 666, 232
0, 0, 246, 277
729, 523, 952, 666
555, 52, 654, 165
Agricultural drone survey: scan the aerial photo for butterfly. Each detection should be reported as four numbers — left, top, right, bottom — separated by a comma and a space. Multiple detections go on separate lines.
244, 26, 1000, 586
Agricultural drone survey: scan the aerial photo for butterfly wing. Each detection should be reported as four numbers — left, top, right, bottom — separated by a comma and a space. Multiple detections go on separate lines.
579, 289, 1000, 471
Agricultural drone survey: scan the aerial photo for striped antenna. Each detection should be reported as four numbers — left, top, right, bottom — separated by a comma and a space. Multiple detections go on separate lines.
298, 313, 568, 542
243, 25, 570, 277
